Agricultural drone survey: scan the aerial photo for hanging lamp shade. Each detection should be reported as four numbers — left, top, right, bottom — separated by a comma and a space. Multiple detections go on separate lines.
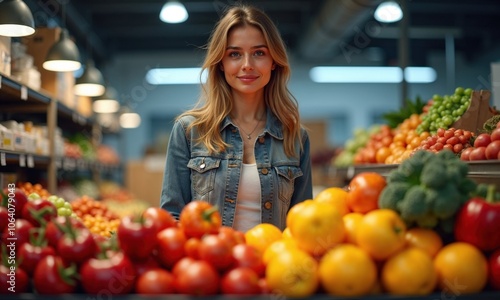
74, 60, 106, 97
159, 1, 188, 24
0, 0, 35, 37
93, 86, 120, 113
119, 106, 141, 128
43, 29, 81, 72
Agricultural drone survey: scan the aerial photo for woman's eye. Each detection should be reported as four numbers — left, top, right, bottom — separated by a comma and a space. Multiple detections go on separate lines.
229, 52, 240, 57
254, 50, 265, 56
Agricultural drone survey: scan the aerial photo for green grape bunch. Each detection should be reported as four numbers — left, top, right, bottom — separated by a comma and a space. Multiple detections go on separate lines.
416, 87, 472, 135
29, 193, 75, 217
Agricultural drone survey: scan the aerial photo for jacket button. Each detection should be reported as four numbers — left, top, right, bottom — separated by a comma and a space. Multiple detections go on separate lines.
264, 201, 272, 210
258, 136, 265, 143
261, 168, 269, 175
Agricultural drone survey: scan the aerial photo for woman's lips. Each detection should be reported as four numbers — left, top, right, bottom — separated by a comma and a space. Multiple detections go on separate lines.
237, 75, 259, 82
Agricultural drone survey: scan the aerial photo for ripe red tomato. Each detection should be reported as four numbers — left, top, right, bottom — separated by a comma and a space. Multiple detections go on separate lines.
460, 147, 473, 161
142, 207, 177, 232
155, 227, 187, 269
80, 251, 136, 295
117, 214, 158, 262
474, 133, 491, 148
33, 255, 77, 294
485, 140, 500, 160
134, 255, 161, 276
18, 240, 56, 276
469, 146, 487, 161
491, 128, 500, 142
346, 172, 386, 214
218, 226, 246, 247
21, 198, 57, 227
0, 264, 28, 293
45, 216, 85, 249
135, 268, 176, 294
2, 187, 28, 219
179, 201, 222, 238
57, 227, 98, 266
1, 219, 34, 253
172, 257, 196, 277
489, 249, 500, 290
198, 234, 234, 271
184, 237, 201, 259
220, 267, 261, 295
174, 260, 220, 295
231, 243, 266, 277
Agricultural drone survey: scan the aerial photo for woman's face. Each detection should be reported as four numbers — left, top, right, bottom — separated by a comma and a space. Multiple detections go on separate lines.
220, 25, 275, 97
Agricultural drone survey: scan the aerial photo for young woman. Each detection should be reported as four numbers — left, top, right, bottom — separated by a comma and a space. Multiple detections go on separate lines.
160, 4, 312, 232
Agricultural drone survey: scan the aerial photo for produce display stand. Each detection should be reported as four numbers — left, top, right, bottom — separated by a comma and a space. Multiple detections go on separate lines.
3, 291, 500, 300
328, 160, 500, 189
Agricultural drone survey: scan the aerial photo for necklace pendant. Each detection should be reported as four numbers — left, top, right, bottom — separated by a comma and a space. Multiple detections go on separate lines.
247, 135, 251, 139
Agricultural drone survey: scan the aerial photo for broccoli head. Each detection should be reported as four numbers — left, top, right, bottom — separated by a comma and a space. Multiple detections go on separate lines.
386, 169, 410, 184
445, 159, 469, 185
398, 157, 424, 185
432, 183, 462, 219
398, 185, 430, 222
378, 182, 412, 212
420, 161, 448, 189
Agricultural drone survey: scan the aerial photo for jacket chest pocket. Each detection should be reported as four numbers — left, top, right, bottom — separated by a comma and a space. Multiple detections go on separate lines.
275, 165, 303, 205
188, 157, 221, 197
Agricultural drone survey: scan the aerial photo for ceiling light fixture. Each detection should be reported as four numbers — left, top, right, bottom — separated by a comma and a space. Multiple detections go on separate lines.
159, 1, 188, 24
43, 28, 82, 72
145, 67, 207, 85
74, 60, 106, 97
309, 66, 436, 83
0, 0, 35, 37
119, 107, 141, 129
374, 1, 403, 23
93, 87, 120, 113
42, 0, 81, 71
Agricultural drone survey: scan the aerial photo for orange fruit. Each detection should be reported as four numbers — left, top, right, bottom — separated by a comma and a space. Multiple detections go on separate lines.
265, 248, 319, 298
313, 187, 350, 216
288, 201, 345, 256
286, 199, 314, 229
346, 172, 386, 214
262, 239, 299, 265
405, 227, 443, 258
282, 227, 293, 240
381, 247, 437, 295
356, 209, 406, 261
342, 212, 364, 244
245, 223, 282, 255
434, 242, 488, 294
319, 244, 377, 297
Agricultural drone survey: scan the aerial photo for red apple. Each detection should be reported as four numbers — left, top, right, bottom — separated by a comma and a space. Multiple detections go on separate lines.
489, 249, 500, 290
468, 146, 487, 161
474, 133, 491, 148
485, 140, 500, 160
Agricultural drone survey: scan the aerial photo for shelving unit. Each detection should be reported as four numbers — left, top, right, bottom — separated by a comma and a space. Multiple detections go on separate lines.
0, 73, 120, 194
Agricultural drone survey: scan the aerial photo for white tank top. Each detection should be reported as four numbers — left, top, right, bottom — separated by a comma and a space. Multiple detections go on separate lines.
233, 163, 261, 233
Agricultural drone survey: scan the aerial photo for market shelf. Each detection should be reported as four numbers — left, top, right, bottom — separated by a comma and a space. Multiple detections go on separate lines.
329, 160, 500, 180
3, 291, 500, 300
0, 150, 50, 169
0, 74, 51, 106
55, 157, 121, 173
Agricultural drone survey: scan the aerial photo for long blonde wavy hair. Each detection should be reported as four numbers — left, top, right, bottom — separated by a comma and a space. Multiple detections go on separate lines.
178, 4, 302, 157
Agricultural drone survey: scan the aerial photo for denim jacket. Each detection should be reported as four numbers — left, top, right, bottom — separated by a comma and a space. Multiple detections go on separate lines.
160, 110, 312, 231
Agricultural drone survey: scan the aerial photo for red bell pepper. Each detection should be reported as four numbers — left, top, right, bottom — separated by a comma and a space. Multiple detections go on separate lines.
454, 184, 500, 252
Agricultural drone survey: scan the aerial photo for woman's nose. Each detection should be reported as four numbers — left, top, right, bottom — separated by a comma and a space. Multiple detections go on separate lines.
242, 54, 254, 70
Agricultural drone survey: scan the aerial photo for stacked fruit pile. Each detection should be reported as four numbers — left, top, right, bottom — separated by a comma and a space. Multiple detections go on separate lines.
335, 87, 500, 166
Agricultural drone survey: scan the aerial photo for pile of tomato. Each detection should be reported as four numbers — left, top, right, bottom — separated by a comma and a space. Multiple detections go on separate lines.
0, 191, 268, 295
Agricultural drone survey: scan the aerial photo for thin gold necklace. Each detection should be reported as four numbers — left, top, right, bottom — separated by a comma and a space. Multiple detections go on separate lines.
233, 118, 263, 140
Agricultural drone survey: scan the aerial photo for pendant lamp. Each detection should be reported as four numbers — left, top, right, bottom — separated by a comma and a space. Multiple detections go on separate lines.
159, 1, 188, 24
119, 106, 141, 129
93, 86, 120, 113
74, 60, 106, 97
0, 0, 35, 37
43, 28, 81, 72
374, 1, 403, 23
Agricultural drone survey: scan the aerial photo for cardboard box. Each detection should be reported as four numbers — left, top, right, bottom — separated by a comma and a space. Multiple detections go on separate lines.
0, 36, 11, 76
452, 90, 495, 134
22, 27, 76, 101
125, 156, 165, 207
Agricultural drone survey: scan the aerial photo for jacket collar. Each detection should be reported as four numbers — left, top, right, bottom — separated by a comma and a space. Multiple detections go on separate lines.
221, 109, 284, 140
